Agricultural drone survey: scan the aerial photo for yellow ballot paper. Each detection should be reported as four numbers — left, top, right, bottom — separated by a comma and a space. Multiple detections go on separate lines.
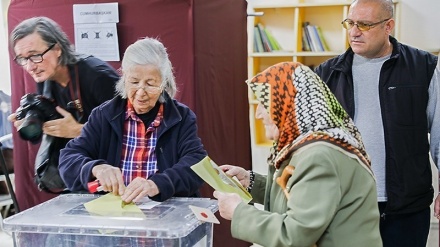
191, 156, 252, 203
84, 193, 146, 218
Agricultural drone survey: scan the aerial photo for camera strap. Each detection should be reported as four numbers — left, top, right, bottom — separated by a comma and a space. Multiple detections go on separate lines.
68, 65, 84, 121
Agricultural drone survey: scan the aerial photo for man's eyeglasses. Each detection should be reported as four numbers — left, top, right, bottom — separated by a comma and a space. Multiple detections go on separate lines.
128, 83, 163, 94
14, 43, 56, 66
341, 18, 391, 31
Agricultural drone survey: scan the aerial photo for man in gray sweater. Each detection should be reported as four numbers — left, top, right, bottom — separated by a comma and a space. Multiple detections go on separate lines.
315, 0, 440, 246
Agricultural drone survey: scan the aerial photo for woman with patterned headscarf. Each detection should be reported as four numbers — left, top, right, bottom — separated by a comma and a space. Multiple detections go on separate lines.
213, 62, 382, 247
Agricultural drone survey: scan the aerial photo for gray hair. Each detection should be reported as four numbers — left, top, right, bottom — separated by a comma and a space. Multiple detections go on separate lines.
115, 37, 177, 101
352, 0, 394, 19
10, 16, 77, 65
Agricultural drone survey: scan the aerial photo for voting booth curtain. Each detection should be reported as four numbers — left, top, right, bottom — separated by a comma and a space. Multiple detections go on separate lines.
8, 0, 250, 246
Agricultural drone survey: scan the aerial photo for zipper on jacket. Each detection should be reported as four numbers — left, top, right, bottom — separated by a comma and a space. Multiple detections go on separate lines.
380, 212, 386, 220
387, 84, 424, 90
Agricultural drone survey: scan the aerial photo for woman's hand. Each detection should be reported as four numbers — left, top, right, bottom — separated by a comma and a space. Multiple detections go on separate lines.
92, 164, 125, 195
220, 165, 250, 188
121, 177, 159, 203
213, 191, 242, 220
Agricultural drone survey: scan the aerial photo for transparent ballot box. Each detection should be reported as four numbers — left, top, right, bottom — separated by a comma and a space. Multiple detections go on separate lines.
2, 194, 218, 247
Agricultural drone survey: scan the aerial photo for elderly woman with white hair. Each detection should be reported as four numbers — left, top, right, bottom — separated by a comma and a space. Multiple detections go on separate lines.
59, 37, 206, 203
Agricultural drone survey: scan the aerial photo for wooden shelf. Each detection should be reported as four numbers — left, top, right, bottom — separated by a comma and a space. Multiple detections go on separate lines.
248, 1, 350, 146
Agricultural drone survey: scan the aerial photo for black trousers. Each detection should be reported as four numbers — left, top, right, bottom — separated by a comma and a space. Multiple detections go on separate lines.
378, 202, 431, 247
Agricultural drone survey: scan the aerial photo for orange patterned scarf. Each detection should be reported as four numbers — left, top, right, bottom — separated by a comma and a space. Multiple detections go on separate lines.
247, 62, 370, 169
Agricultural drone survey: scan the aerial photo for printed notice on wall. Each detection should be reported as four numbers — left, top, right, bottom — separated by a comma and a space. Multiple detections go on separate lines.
73, 3, 120, 61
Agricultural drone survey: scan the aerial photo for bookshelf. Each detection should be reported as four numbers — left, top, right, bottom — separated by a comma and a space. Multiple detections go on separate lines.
246, 0, 400, 166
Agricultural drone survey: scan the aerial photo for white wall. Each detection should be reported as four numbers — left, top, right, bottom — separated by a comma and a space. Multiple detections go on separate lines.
398, 0, 440, 52
0, 0, 11, 95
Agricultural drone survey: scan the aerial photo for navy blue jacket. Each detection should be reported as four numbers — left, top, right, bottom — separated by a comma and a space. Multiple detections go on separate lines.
59, 94, 206, 201
315, 36, 438, 214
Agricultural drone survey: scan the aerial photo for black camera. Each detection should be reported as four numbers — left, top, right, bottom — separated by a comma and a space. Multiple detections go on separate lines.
15, 93, 62, 142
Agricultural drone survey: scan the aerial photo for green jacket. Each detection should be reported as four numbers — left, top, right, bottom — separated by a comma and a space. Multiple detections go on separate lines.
231, 142, 382, 247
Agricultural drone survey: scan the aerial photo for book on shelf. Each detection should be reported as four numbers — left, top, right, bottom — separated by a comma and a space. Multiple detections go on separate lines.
301, 26, 311, 52
316, 26, 330, 51
306, 24, 322, 51
254, 26, 264, 52
302, 22, 329, 52
264, 28, 282, 51
257, 23, 272, 52
253, 37, 258, 52
254, 23, 282, 52
302, 22, 314, 51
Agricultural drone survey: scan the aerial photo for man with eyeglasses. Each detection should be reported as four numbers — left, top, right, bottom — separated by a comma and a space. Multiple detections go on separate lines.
315, 0, 439, 246
8, 17, 119, 209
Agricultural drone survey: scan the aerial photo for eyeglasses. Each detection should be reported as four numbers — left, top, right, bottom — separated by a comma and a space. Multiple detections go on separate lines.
14, 43, 56, 66
128, 83, 163, 94
341, 18, 390, 31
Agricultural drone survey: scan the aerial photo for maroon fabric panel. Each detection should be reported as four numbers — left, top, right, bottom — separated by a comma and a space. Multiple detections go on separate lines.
8, 2, 252, 246
8, 0, 195, 210
194, 1, 251, 246
117, 0, 196, 107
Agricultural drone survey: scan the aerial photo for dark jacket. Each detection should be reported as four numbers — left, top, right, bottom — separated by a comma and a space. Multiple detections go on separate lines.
315, 36, 438, 215
59, 94, 206, 202
34, 55, 118, 192
37, 55, 119, 123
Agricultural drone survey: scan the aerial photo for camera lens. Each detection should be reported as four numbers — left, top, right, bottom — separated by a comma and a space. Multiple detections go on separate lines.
18, 110, 44, 142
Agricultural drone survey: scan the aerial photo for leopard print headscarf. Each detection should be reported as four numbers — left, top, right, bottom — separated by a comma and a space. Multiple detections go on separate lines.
247, 62, 370, 169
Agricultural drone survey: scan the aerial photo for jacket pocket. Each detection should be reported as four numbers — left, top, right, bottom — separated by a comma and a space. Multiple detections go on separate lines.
385, 84, 427, 127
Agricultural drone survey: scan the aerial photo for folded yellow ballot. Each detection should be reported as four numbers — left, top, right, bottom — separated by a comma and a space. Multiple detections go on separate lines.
191, 156, 252, 203
84, 193, 145, 218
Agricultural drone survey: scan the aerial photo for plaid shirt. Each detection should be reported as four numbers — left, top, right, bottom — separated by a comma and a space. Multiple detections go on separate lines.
121, 102, 164, 185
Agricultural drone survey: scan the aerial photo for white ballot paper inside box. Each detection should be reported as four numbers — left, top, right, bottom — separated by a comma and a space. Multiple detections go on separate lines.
73, 2, 120, 61
191, 156, 252, 203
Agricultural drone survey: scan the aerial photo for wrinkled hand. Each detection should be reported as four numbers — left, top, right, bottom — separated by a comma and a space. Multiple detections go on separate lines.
42, 107, 83, 138
213, 191, 242, 220
434, 194, 440, 220
92, 164, 125, 195
121, 177, 159, 203
220, 165, 250, 188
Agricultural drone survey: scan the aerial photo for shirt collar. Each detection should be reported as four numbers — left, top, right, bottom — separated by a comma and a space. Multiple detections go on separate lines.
125, 100, 138, 121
